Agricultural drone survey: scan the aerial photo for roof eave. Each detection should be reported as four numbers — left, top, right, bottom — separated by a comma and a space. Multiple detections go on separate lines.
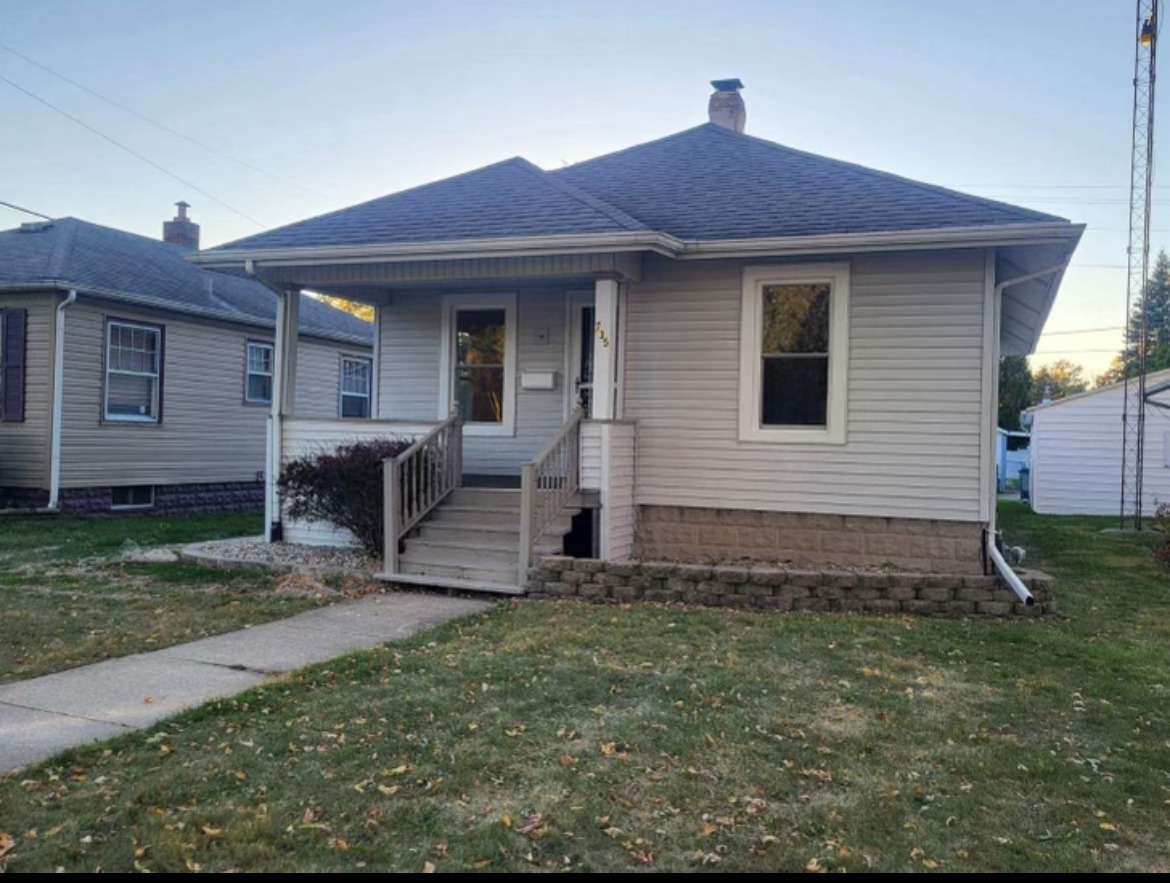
190, 222, 1085, 270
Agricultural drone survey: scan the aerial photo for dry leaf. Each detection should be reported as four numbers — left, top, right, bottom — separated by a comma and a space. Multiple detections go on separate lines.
0, 832, 15, 859
423, 861, 436, 873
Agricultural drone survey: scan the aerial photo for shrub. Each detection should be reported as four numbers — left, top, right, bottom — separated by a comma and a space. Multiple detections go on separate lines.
279, 438, 414, 556
1152, 500, 1170, 566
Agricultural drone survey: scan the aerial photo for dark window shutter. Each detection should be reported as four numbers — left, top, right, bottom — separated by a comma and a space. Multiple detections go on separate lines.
1, 308, 27, 423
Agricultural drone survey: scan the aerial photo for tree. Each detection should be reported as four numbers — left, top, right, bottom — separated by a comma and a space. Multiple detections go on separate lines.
1109, 249, 1170, 380
1031, 359, 1088, 403
1096, 354, 1126, 388
310, 293, 374, 323
998, 355, 1032, 430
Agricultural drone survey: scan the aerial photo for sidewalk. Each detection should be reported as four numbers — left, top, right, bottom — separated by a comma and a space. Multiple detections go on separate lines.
0, 592, 491, 773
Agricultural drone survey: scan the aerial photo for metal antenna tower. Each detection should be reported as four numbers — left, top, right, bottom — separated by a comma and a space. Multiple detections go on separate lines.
1122, 0, 1159, 530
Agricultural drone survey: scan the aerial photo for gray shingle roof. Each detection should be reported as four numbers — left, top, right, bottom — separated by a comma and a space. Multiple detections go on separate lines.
553, 124, 1065, 239
214, 157, 648, 252
0, 218, 372, 345
205, 124, 1067, 256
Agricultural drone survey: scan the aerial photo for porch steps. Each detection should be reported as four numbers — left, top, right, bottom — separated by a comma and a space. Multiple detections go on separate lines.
387, 487, 578, 593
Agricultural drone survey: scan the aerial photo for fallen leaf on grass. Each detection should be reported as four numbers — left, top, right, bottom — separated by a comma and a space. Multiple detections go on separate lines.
0, 832, 15, 859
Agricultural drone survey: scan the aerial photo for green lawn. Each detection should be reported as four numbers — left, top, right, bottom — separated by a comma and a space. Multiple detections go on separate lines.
0, 512, 328, 683
1, 503, 1168, 872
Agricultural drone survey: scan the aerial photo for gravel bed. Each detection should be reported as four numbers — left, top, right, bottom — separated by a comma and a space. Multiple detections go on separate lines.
181, 537, 379, 575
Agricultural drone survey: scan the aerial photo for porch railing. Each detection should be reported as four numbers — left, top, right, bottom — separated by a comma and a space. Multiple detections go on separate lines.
383, 413, 462, 573
519, 408, 584, 581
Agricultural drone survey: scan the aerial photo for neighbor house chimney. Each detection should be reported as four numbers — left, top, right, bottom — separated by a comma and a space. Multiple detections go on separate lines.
163, 201, 200, 249
708, 79, 746, 133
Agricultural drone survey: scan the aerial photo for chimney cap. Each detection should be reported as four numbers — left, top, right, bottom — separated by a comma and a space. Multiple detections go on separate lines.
711, 78, 744, 92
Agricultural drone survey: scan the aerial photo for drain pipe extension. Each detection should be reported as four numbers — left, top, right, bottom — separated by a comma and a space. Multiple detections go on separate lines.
47, 289, 78, 510
985, 259, 1071, 605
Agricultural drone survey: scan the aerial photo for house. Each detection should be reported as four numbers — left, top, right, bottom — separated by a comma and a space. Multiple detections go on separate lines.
0, 205, 373, 513
193, 80, 1083, 594
1026, 369, 1170, 516
996, 428, 1031, 493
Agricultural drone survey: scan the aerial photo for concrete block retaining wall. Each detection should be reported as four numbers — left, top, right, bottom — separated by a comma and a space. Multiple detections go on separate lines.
528, 557, 1056, 618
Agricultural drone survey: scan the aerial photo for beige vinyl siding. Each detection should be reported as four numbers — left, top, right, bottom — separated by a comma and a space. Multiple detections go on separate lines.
598, 421, 636, 560
378, 289, 571, 474
294, 339, 370, 417
59, 299, 369, 488
0, 293, 55, 487
580, 421, 602, 490
624, 250, 989, 522
1029, 373, 1170, 516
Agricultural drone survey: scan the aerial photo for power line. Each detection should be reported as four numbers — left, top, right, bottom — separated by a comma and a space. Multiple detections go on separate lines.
0, 42, 329, 201
0, 71, 264, 228
0, 199, 52, 220
1042, 325, 1126, 335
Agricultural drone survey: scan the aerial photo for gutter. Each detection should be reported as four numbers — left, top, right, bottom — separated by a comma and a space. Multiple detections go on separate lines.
188, 222, 1085, 270
984, 257, 1074, 604
47, 289, 78, 510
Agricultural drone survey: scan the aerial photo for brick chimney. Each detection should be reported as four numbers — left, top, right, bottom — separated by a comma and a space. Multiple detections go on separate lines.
163, 201, 200, 250
708, 79, 746, 133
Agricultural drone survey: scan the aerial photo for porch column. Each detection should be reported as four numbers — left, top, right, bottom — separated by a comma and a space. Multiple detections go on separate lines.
267, 287, 301, 541
592, 278, 620, 420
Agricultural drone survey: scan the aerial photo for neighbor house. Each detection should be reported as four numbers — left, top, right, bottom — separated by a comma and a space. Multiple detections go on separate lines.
193, 80, 1083, 593
0, 205, 373, 513
1026, 369, 1170, 516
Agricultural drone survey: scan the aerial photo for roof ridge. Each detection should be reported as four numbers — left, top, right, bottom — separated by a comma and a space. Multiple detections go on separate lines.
551, 125, 713, 177
509, 157, 649, 231
696, 123, 1065, 225
46, 216, 81, 279
210, 156, 549, 253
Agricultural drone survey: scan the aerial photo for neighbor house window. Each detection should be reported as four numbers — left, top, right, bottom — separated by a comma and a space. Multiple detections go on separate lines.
111, 485, 154, 510
105, 320, 162, 422
245, 341, 274, 404
340, 356, 372, 418
738, 264, 849, 444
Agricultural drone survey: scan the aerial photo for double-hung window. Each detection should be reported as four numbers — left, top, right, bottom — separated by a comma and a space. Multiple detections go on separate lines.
340, 356, 372, 418
105, 320, 162, 422
739, 264, 849, 444
245, 341, 274, 404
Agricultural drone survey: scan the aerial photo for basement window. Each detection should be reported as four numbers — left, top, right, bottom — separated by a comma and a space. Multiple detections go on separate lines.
111, 485, 155, 510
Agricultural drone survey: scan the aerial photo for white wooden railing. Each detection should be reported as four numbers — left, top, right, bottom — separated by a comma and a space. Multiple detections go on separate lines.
383, 413, 462, 573
519, 408, 584, 580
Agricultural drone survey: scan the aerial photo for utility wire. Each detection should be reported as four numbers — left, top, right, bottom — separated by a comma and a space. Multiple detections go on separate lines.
0, 42, 329, 201
1042, 325, 1126, 335
0, 199, 52, 220
0, 71, 264, 228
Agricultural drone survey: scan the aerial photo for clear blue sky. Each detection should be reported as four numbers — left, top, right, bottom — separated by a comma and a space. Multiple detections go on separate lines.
0, 0, 1158, 377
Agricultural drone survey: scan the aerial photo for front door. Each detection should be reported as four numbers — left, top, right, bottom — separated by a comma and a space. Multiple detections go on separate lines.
568, 293, 595, 418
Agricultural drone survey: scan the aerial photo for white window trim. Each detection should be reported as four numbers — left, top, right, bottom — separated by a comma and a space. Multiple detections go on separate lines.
738, 263, 850, 445
105, 320, 162, 424
245, 341, 274, 405
338, 354, 373, 418
438, 293, 517, 437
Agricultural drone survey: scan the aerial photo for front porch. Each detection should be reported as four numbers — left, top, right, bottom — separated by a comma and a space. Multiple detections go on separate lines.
265, 267, 640, 595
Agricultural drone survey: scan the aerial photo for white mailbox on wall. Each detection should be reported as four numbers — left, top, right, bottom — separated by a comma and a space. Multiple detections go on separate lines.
520, 370, 558, 391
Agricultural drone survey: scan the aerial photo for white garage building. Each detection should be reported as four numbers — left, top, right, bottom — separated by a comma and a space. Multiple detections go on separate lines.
1027, 367, 1170, 516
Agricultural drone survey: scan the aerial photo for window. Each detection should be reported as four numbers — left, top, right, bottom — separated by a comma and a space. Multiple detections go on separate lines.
111, 485, 154, 510
340, 356, 372, 418
105, 320, 162, 422
739, 264, 849, 444
439, 295, 516, 436
245, 341, 274, 404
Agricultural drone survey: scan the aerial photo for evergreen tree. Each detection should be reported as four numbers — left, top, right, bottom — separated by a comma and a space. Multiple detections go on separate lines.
998, 355, 1032, 430
1122, 250, 1170, 375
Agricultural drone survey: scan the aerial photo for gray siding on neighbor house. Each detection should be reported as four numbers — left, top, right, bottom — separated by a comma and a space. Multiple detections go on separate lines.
294, 338, 371, 417
378, 289, 572, 474
59, 299, 367, 488
0, 292, 55, 487
623, 249, 990, 522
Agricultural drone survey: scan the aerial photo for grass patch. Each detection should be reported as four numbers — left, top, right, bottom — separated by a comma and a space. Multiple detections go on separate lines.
1, 501, 1167, 871
0, 511, 327, 683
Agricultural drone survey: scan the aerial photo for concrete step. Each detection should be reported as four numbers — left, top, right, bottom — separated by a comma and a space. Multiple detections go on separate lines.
376, 571, 524, 596
398, 559, 519, 585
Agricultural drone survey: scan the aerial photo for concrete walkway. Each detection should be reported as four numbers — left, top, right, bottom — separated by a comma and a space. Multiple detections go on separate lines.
0, 592, 491, 773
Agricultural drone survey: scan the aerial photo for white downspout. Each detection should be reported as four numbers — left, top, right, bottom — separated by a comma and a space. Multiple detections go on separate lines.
987, 258, 1072, 604
47, 289, 77, 510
